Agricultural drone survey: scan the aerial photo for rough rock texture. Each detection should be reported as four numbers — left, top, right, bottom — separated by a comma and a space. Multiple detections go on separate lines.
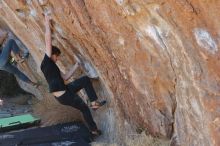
1, 0, 220, 145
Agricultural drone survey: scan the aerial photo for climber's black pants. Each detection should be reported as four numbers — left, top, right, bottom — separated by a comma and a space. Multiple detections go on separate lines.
55, 89, 97, 131
66, 76, 98, 102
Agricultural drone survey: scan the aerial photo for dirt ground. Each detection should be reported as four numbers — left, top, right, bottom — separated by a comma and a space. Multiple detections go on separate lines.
0, 94, 36, 118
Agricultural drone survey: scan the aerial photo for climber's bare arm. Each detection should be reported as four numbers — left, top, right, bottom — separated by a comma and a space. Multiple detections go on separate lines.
60, 62, 79, 81
45, 15, 52, 57
0, 29, 8, 45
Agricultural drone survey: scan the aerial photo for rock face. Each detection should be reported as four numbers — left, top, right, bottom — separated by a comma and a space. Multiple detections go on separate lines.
1, 0, 220, 145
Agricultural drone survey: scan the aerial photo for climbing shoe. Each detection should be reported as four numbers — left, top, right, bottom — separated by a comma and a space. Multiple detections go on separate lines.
90, 100, 107, 111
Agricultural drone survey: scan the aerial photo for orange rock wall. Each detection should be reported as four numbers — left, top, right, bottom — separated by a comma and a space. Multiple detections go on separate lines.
1, 0, 220, 145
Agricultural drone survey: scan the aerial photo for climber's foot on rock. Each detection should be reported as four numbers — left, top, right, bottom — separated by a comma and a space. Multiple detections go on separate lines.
19, 50, 29, 59
14, 50, 29, 64
21, 51, 29, 59
32, 81, 41, 88
91, 129, 102, 139
90, 100, 107, 111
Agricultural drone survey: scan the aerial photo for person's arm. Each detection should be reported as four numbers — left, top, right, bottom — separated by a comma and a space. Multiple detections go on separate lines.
0, 29, 8, 45
44, 15, 52, 57
61, 62, 79, 81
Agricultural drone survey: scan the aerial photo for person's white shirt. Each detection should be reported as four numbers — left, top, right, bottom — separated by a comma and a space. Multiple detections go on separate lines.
0, 98, 3, 106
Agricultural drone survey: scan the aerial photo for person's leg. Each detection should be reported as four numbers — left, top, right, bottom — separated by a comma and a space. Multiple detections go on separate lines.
67, 76, 98, 102
56, 90, 98, 131
0, 39, 20, 68
3, 63, 32, 84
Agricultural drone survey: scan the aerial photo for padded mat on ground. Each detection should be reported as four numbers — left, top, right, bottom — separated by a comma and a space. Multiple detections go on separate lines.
0, 122, 92, 146
0, 114, 40, 132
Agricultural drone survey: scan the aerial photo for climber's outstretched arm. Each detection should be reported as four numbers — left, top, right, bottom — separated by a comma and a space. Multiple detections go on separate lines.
61, 62, 79, 81
44, 15, 52, 57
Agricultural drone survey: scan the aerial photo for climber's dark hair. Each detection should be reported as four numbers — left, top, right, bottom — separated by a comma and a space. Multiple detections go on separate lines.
52, 45, 61, 56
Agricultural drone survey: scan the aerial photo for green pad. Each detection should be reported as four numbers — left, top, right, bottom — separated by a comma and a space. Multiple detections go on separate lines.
0, 114, 40, 132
